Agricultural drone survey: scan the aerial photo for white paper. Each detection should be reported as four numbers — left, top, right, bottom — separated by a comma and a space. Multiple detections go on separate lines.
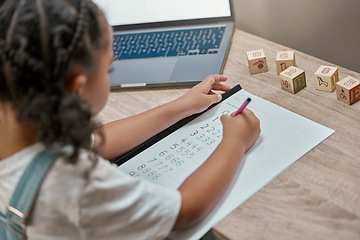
119, 89, 334, 240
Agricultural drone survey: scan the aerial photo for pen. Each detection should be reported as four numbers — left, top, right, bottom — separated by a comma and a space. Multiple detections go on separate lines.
233, 98, 251, 117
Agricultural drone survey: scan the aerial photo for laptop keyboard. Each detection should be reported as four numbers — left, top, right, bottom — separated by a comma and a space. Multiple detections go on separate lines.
113, 27, 225, 60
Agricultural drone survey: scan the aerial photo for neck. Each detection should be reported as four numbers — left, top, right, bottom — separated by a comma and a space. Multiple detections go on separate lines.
0, 104, 37, 160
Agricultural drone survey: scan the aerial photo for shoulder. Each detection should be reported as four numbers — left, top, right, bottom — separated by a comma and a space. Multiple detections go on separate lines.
29, 149, 122, 237
38, 150, 181, 239
77, 152, 182, 239
35, 149, 102, 223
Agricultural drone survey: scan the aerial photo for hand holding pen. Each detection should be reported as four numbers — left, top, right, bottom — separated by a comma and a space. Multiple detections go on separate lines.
232, 98, 251, 117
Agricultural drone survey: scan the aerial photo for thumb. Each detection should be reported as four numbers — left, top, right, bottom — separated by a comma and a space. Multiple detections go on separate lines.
220, 113, 231, 124
210, 94, 222, 104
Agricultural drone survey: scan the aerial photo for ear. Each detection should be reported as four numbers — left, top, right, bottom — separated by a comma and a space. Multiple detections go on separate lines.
66, 74, 88, 95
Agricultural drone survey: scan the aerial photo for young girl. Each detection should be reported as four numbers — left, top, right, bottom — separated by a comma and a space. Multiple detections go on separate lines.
0, 0, 260, 239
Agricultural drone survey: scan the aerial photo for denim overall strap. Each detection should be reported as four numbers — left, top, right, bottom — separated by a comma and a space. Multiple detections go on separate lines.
0, 149, 60, 240
0, 211, 8, 237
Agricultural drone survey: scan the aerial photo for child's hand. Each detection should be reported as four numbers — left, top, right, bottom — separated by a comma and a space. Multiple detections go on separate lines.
221, 108, 261, 154
176, 75, 230, 116
175, 108, 260, 230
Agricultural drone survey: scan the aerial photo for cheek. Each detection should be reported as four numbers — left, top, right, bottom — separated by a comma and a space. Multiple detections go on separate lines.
85, 75, 110, 115
94, 77, 110, 114
100, 77, 110, 106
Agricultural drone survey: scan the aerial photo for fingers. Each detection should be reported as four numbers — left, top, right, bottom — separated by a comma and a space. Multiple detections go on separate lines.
232, 108, 255, 117
210, 93, 222, 104
202, 74, 227, 85
201, 75, 229, 92
227, 108, 255, 118
208, 74, 228, 83
240, 109, 261, 130
211, 82, 231, 91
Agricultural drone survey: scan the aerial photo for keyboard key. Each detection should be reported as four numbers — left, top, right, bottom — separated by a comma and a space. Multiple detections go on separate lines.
149, 48, 158, 54
188, 51, 198, 55
169, 47, 178, 52
179, 51, 188, 56
196, 40, 204, 45
198, 44, 220, 49
120, 52, 166, 59
167, 51, 178, 57
178, 47, 188, 52
205, 39, 214, 45
199, 49, 208, 55
140, 49, 148, 54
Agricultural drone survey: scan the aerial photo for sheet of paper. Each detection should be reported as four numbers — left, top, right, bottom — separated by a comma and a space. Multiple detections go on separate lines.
119, 90, 334, 240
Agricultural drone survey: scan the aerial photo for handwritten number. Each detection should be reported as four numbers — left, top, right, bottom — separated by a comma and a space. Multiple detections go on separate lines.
190, 130, 199, 136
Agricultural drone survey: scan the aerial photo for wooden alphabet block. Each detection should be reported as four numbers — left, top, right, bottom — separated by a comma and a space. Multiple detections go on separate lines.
246, 49, 268, 74
336, 76, 360, 105
314, 65, 339, 92
276, 51, 295, 75
279, 66, 306, 94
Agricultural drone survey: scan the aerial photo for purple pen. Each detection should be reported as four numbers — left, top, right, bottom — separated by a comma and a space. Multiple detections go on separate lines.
233, 98, 251, 117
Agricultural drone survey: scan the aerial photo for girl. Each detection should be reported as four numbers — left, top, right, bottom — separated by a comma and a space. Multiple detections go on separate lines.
0, 0, 260, 239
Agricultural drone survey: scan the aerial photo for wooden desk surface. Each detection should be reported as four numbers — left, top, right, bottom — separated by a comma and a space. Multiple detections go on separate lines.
98, 29, 360, 240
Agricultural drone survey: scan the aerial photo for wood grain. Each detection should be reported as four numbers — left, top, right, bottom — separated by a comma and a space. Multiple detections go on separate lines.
96, 28, 360, 240
213, 29, 360, 240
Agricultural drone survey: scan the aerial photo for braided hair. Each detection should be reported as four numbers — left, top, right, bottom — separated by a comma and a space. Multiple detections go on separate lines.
0, 0, 106, 162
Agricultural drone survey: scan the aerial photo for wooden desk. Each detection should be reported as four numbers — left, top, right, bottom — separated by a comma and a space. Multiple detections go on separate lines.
98, 29, 360, 240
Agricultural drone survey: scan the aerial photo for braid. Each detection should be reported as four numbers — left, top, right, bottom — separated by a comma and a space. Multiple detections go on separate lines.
5, 0, 24, 43
0, 0, 50, 85
0, 0, 105, 163
0, 40, 48, 74
35, 0, 49, 65
53, 0, 89, 79
0, 0, 11, 12
67, 0, 88, 57
0, 40, 50, 101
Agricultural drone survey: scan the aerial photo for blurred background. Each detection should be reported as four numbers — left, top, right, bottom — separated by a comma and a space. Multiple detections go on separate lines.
232, 0, 360, 73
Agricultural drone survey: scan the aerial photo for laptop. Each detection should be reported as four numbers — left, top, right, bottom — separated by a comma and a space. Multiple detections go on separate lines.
93, 0, 235, 89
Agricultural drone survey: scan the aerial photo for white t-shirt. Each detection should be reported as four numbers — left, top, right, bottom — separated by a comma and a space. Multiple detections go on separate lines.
0, 143, 181, 240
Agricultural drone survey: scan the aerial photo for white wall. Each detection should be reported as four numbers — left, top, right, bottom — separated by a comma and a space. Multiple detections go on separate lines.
233, 0, 360, 72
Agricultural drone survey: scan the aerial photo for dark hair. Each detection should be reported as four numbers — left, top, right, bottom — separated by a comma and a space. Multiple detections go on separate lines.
0, 0, 106, 162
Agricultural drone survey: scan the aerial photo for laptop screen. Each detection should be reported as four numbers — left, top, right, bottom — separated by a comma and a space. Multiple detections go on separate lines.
93, 0, 231, 26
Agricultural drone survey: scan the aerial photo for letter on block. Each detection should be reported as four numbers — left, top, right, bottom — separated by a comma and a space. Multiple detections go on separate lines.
279, 66, 306, 94
246, 49, 268, 74
336, 76, 360, 105
314, 65, 339, 92
276, 51, 295, 75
